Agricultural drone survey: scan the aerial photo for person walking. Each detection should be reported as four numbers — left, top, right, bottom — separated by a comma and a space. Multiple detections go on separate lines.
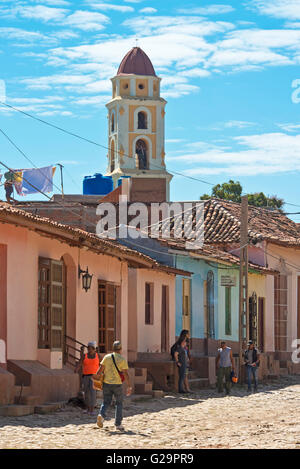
174, 336, 188, 394
96, 341, 132, 431
244, 340, 260, 392
75, 341, 100, 415
216, 341, 235, 395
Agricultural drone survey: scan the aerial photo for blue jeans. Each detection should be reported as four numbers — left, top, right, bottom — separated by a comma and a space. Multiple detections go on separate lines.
178, 362, 186, 392
247, 365, 258, 390
99, 383, 123, 426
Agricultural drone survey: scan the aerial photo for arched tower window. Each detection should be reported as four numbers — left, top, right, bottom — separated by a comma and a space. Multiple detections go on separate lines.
135, 139, 148, 170
111, 113, 115, 133
110, 140, 115, 172
207, 271, 215, 339
138, 111, 147, 129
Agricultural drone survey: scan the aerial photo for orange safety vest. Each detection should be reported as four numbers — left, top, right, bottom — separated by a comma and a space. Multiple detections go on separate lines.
82, 353, 100, 375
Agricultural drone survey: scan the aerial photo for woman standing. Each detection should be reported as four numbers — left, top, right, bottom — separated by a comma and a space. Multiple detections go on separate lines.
75, 341, 100, 415
174, 337, 188, 394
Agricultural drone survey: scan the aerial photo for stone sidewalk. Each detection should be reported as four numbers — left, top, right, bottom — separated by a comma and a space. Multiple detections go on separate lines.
0, 376, 299, 449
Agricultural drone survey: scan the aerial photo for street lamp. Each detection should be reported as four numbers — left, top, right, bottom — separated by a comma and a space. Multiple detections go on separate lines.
78, 265, 93, 292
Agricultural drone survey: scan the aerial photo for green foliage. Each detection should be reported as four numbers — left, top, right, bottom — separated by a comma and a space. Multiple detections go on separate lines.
200, 180, 284, 210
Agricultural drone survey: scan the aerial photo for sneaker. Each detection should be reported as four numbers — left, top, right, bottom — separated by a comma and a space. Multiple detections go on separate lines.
115, 425, 125, 431
97, 415, 104, 428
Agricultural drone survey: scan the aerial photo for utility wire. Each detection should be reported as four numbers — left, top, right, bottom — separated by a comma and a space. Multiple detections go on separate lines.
3, 100, 300, 209
0, 101, 215, 188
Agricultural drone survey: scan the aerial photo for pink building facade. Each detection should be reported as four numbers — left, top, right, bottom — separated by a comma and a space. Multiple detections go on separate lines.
0, 203, 181, 404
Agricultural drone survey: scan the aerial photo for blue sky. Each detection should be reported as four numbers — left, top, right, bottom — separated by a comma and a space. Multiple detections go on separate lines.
1, 0, 300, 218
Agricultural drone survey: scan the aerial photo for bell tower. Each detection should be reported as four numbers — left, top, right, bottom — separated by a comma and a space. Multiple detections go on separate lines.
105, 47, 172, 202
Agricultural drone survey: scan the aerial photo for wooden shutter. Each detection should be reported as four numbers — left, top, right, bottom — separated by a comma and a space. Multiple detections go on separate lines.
161, 285, 169, 352
145, 282, 154, 325
38, 258, 51, 349
258, 297, 265, 352
98, 281, 116, 353
38, 257, 65, 351
182, 278, 191, 331
107, 284, 116, 352
50, 260, 65, 351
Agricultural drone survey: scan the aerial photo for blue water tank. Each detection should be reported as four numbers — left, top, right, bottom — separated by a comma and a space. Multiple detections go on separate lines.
117, 176, 131, 187
83, 173, 113, 195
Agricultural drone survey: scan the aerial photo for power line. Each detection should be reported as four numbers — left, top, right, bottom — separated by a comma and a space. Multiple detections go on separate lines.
0, 101, 215, 188
3, 100, 300, 210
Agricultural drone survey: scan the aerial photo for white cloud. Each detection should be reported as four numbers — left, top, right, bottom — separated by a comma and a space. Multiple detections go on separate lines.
31, 0, 71, 5
277, 123, 300, 132
72, 94, 110, 105
0, 79, 6, 102
14, 5, 68, 22
178, 4, 235, 15
64, 10, 110, 31
178, 68, 211, 78
21, 74, 95, 90
87, 2, 134, 12
224, 120, 256, 128
169, 132, 300, 176
139, 7, 157, 14
0, 27, 51, 43
249, 0, 300, 20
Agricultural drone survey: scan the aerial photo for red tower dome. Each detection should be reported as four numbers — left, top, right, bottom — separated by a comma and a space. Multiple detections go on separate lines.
117, 47, 156, 77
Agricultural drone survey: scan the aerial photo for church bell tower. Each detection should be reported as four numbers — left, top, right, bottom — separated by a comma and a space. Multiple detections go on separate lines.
105, 47, 172, 202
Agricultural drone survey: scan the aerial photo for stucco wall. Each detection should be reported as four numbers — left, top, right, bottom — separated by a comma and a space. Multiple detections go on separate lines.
0, 223, 129, 363
174, 255, 218, 340
130, 269, 175, 354
266, 243, 300, 352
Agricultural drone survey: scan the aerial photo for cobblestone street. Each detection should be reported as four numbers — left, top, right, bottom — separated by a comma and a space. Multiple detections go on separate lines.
0, 376, 299, 449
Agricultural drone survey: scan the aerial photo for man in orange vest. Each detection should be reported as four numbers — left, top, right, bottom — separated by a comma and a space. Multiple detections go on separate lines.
75, 341, 100, 415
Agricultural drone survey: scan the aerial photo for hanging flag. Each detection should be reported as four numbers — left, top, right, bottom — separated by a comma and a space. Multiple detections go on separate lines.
20, 166, 54, 195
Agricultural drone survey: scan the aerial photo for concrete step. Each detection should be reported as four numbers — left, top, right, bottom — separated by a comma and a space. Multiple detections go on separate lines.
134, 368, 147, 379
14, 385, 32, 399
134, 382, 153, 395
134, 375, 149, 385
34, 402, 65, 414
189, 378, 210, 389
0, 405, 35, 417
15, 395, 42, 406
152, 390, 164, 398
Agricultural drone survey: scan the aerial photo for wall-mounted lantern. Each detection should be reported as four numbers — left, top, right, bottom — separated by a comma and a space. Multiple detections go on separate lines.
78, 265, 93, 292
